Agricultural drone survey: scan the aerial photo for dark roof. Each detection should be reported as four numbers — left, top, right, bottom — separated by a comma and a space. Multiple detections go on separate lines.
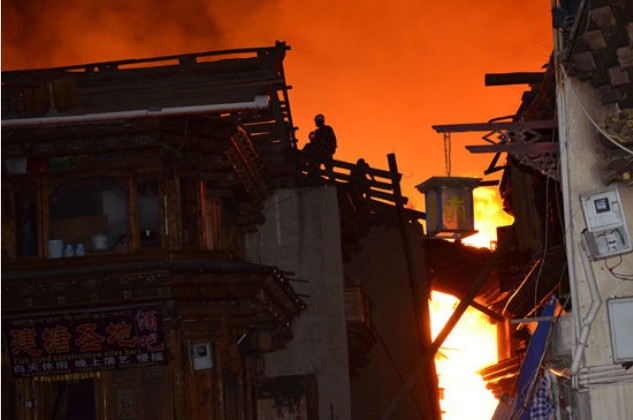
561, 0, 633, 108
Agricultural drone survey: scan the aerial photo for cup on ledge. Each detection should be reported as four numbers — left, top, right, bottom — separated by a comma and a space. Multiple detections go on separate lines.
64, 244, 74, 258
47, 239, 64, 259
74, 243, 85, 257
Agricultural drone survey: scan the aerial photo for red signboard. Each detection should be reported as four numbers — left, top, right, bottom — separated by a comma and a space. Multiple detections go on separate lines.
3, 306, 168, 378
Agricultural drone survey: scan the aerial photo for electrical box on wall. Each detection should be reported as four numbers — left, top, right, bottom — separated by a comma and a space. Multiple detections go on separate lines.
607, 297, 633, 363
580, 187, 632, 259
190, 342, 213, 370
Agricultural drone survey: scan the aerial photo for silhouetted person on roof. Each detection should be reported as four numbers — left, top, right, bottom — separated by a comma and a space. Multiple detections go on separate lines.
302, 114, 337, 181
350, 158, 375, 200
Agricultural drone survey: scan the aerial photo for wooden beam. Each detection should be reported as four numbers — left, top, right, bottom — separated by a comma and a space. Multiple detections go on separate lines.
386, 153, 441, 420
469, 300, 504, 322
466, 142, 559, 154
381, 243, 504, 419
432, 119, 557, 133
484, 72, 546, 86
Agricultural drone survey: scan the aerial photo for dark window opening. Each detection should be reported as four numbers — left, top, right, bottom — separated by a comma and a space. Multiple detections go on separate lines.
50, 177, 128, 254
15, 188, 38, 257
138, 181, 161, 248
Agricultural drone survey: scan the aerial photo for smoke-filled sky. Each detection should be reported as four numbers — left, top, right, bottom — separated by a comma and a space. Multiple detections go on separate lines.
2, 0, 553, 209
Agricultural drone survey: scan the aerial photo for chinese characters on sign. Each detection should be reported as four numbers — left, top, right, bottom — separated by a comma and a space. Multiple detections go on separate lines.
415, 176, 478, 239
442, 192, 468, 230
3, 306, 168, 378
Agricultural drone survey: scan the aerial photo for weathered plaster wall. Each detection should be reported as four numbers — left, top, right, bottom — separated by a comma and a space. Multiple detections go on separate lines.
562, 77, 633, 419
244, 186, 352, 420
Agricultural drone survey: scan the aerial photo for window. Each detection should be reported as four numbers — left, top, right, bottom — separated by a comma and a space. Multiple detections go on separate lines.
221, 199, 241, 253
138, 181, 161, 248
201, 184, 221, 250
15, 187, 39, 257
180, 178, 200, 247
49, 177, 128, 254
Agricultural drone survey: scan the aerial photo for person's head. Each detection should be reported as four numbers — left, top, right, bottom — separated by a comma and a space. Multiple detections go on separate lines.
357, 158, 366, 165
315, 114, 325, 127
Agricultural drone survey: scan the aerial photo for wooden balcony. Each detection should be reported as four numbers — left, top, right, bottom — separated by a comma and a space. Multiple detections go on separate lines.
2, 258, 305, 348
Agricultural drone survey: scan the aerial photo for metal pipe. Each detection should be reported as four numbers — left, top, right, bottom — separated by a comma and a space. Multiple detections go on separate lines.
547, 366, 571, 379
579, 372, 633, 386
570, 242, 601, 376
545, 368, 562, 420
579, 369, 632, 380
553, 44, 582, 389
576, 363, 633, 387
2, 96, 270, 128
510, 315, 557, 324
579, 364, 628, 374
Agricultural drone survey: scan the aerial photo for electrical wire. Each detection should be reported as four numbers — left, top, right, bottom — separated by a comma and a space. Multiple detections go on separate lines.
535, 174, 552, 311
560, 66, 633, 156
502, 257, 543, 315
604, 255, 633, 280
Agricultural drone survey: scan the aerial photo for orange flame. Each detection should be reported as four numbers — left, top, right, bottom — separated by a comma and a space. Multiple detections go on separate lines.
463, 186, 514, 249
430, 291, 498, 419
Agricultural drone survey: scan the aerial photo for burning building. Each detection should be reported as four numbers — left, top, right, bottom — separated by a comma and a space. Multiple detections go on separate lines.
2, 42, 440, 419
1, 42, 307, 419
427, 1, 633, 418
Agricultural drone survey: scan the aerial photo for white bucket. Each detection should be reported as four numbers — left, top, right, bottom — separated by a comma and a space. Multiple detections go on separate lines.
91, 234, 109, 251
47, 239, 64, 259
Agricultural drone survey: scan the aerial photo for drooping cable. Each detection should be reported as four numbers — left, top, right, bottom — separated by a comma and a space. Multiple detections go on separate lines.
535, 175, 551, 311
560, 66, 633, 156
503, 257, 543, 315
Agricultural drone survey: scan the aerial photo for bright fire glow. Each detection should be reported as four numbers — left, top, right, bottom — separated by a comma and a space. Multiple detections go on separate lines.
2, 1, 552, 208
463, 187, 514, 249
430, 291, 498, 419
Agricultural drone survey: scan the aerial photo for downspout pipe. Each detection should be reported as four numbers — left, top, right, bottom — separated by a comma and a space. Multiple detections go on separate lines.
552, 28, 582, 386
570, 241, 601, 376
1, 95, 270, 128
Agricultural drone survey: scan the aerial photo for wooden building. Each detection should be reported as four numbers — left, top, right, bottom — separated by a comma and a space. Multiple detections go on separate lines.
1, 43, 306, 420
2, 41, 443, 419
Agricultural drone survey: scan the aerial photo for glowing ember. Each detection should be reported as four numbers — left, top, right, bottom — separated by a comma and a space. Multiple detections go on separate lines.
463, 187, 514, 249
430, 291, 498, 419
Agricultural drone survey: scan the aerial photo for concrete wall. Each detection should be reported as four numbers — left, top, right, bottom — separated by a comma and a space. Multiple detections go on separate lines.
560, 77, 633, 419
344, 224, 436, 420
244, 187, 352, 420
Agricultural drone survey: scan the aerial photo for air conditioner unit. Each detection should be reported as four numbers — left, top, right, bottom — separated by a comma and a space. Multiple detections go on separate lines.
580, 186, 632, 259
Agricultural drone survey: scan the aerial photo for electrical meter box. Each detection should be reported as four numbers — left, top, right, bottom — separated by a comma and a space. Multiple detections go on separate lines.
580, 186, 632, 259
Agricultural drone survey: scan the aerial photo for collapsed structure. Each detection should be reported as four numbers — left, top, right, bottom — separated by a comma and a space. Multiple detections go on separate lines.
429, 2, 633, 418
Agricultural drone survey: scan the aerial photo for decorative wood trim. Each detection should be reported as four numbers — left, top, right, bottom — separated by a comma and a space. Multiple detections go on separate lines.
2, 180, 17, 262
164, 177, 182, 250
128, 174, 139, 252
41, 178, 52, 258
